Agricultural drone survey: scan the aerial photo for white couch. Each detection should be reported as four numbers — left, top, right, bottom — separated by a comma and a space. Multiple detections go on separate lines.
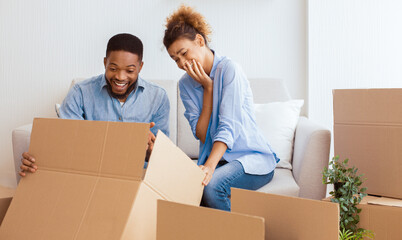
12, 78, 330, 200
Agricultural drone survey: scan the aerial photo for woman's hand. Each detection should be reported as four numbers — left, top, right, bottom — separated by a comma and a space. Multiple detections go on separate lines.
19, 152, 37, 177
199, 164, 215, 186
184, 59, 212, 89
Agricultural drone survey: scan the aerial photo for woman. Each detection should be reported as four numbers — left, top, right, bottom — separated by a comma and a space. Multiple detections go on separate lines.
163, 5, 279, 211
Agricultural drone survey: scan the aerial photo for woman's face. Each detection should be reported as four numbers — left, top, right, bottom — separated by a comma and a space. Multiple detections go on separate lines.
167, 35, 205, 71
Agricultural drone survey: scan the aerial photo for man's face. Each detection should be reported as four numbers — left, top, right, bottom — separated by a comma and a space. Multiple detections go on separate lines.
104, 50, 143, 101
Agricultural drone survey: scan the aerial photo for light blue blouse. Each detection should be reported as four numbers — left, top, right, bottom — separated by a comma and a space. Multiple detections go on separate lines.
178, 52, 279, 175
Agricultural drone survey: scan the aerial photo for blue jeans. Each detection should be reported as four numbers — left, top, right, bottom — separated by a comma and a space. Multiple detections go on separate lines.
201, 160, 274, 211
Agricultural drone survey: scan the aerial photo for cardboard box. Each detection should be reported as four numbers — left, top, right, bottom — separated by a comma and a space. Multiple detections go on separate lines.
232, 188, 339, 240
359, 195, 402, 240
323, 196, 402, 240
156, 199, 265, 240
0, 185, 15, 226
333, 89, 402, 199
0, 118, 205, 240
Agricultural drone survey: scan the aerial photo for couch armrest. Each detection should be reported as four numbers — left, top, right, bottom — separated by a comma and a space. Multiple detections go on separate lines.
292, 117, 331, 200
12, 124, 32, 183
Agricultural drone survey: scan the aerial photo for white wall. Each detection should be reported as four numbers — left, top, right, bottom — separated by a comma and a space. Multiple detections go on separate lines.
0, 0, 307, 188
308, 0, 402, 160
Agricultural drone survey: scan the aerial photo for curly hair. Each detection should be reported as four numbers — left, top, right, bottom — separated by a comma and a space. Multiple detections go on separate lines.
163, 5, 212, 49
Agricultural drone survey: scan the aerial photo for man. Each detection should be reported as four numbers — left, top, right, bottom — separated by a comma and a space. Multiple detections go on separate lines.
19, 33, 170, 176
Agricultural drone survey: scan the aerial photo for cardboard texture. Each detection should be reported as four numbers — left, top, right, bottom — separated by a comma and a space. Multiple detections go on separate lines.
333, 89, 402, 199
0, 185, 15, 226
232, 188, 339, 240
323, 196, 402, 240
358, 196, 402, 240
368, 197, 402, 208
0, 118, 204, 240
156, 200, 265, 240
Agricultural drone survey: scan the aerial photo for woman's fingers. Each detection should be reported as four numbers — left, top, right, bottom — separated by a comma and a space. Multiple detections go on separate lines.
202, 174, 211, 186
199, 165, 212, 186
191, 59, 202, 78
197, 61, 209, 79
184, 62, 198, 81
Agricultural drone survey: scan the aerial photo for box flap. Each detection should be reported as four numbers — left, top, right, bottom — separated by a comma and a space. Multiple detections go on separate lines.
0, 185, 14, 199
333, 89, 402, 125
0, 170, 141, 240
29, 118, 149, 180
144, 131, 204, 205
121, 182, 163, 240
156, 200, 265, 240
0, 185, 15, 226
368, 197, 402, 208
232, 188, 339, 240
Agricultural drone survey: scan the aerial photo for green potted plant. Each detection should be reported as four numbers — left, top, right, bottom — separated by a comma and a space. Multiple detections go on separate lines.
322, 156, 374, 240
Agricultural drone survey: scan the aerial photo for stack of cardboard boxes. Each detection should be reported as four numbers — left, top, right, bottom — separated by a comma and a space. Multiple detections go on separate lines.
0, 119, 266, 239
333, 89, 402, 239
2, 89, 401, 239
0, 118, 342, 240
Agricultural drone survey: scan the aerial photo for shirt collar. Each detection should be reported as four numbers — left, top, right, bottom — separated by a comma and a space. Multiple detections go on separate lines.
209, 50, 222, 79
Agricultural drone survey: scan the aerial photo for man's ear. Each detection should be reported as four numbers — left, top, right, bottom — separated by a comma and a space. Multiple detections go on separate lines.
103, 57, 107, 68
138, 61, 144, 73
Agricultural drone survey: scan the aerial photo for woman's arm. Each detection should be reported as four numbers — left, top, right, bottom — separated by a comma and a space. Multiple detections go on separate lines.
200, 141, 228, 185
195, 84, 212, 143
184, 60, 213, 143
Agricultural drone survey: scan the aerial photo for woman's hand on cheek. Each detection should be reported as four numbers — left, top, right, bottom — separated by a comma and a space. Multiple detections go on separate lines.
184, 60, 212, 89
199, 164, 215, 186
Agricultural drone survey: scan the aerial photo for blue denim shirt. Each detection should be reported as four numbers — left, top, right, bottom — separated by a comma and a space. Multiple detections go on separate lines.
59, 74, 170, 136
179, 52, 279, 175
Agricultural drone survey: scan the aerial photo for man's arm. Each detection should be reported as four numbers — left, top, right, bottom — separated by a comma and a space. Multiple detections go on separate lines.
151, 90, 170, 137
59, 84, 85, 120
19, 84, 86, 177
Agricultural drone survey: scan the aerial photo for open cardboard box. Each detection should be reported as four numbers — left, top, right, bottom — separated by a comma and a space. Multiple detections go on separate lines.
0, 185, 15, 226
0, 118, 205, 240
156, 199, 265, 240
323, 195, 402, 240
232, 188, 339, 240
333, 88, 402, 199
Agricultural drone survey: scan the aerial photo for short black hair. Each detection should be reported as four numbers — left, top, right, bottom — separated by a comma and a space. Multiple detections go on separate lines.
106, 33, 143, 60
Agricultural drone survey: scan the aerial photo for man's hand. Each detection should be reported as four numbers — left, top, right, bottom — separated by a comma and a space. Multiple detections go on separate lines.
19, 152, 37, 177
145, 122, 156, 162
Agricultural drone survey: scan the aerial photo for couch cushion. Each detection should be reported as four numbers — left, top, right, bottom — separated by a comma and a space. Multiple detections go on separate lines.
254, 100, 304, 169
151, 80, 177, 144
177, 98, 199, 159
256, 168, 300, 197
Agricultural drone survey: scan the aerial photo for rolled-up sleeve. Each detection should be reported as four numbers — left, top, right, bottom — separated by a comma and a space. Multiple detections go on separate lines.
179, 81, 201, 140
212, 62, 243, 150
152, 89, 170, 137
59, 85, 85, 120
